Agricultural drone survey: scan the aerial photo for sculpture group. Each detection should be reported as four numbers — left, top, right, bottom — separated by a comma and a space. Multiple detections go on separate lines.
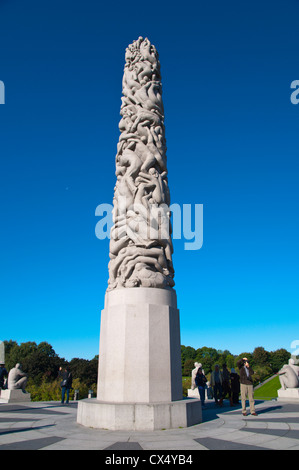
108, 36, 174, 291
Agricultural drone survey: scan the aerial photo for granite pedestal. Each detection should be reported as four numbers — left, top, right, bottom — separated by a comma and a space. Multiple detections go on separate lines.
0, 389, 31, 403
277, 388, 299, 402
77, 288, 202, 430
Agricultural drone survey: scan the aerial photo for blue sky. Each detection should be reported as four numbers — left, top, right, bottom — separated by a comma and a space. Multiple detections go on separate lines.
0, 0, 298, 360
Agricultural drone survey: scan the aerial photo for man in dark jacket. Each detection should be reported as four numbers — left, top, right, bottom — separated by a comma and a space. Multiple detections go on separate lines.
59, 367, 73, 404
0, 363, 8, 391
237, 358, 257, 416
230, 368, 240, 405
195, 368, 207, 408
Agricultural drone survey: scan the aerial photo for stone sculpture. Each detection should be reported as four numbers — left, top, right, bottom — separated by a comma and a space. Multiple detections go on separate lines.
77, 38, 202, 430
8, 363, 28, 392
108, 36, 174, 291
278, 358, 299, 390
191, 362, 202, 390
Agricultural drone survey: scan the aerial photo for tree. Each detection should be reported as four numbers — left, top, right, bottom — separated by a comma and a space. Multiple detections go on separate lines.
181, 345, 196, 363
182, 359, 194, 377
4, 340, 62, 385
3, 339, 99, 400
4, 340, 38, 370
37, 342, 57, 358
224, 354, 235, 369
253, 347, 269, 367
195, 347, 219, 373
181, 345, 197, 374
3, 340, 18, 357
269, 349, 290, 373
69, 357, 98, 387
216, 350, 234, 367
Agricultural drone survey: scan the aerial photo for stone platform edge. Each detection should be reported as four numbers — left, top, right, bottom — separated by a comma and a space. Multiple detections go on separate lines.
77, 397, 202, 431
0, 389, 31, 403
277, 387, 299, 403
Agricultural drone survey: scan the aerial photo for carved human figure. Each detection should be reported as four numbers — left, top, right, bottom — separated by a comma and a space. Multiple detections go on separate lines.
8, 363, 28, 393
191, 362, 202, 390
107, 37, 174, 291
278, 359, 299, 390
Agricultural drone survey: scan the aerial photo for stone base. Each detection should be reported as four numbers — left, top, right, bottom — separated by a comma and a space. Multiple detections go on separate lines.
277, 388, 299, 402
0, 389, 31, 403
187, 388, 211, 400
77, 288, 197, 431
96, 288, 183, 403
77, 398, 202, 431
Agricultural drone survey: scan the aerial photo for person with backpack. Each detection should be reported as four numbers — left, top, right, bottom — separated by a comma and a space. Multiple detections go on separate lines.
195, 367, 207, 408
59, 366, 73, 404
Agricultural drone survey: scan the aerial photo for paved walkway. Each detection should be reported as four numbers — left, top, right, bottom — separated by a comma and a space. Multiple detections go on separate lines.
0, 399, 299, 450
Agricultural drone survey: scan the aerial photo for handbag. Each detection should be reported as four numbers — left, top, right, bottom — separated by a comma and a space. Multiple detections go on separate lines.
60, 373, 69, 387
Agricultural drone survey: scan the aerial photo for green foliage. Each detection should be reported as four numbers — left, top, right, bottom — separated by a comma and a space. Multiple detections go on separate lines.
69, 357, 98, 388
269, 349, 291, 373
253, 347, 269, 367
181, 344, 292, 385
27, 378, 62, 401
182, 377, 191, 397
3, 340, 293, 402
4, 340, 63, 385
71, 378, 97, 400
254, 375, 281, 400
251, 365, 273, 385
182, 359, 194, 377
182, 345, 237, 375
181, 346, 196, 365
3, 340, 98, 402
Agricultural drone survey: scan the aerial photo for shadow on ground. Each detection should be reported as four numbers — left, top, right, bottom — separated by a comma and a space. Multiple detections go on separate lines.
201, 399, 283, 423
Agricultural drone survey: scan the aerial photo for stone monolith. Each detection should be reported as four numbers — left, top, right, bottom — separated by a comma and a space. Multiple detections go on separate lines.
77, 37, 201, 430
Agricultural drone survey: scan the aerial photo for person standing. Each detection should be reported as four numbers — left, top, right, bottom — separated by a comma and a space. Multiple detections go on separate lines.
237, 358, 257, 416
59, 366, 73, 404
195, 367, 207, 408
230, 368, 240, 405
222, 364, 232, 406
210, 364, 223, 406
0, 363, 8, 391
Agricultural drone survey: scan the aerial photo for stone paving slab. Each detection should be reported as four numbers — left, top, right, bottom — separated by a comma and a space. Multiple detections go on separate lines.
0, 399, 298, 451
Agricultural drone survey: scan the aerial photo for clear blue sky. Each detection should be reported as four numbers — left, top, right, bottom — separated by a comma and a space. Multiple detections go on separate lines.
1, 0, 299, 360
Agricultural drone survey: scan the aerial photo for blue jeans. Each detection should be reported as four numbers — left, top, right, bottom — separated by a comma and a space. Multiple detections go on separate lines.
213, 383, 223, 403
61, 387, 70, 404
198, 386, 205, 405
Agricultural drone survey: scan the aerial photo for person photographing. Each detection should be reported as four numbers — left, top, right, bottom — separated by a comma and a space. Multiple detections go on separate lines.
58, 366, 73, 404
237, 357, 257, 416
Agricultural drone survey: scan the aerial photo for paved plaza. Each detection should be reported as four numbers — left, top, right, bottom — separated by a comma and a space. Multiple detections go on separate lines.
0, 398, 299, 451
